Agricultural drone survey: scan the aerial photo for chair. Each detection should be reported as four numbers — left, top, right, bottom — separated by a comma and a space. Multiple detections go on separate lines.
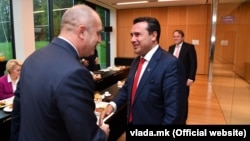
0, 60, 7, 76
114, 57, 134, 66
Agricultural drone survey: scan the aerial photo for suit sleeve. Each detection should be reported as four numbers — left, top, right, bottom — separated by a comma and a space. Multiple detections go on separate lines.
0, 76, 14, 100
188, 44, 197, 81
55, 68, 107, 141
10, 81, 21, 141
163, 59, 187, 124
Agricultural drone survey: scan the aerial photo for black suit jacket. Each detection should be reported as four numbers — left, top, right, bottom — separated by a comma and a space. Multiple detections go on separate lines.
168, 42, 197, 81
11, 38, 107, 141
82, 49, 100, 71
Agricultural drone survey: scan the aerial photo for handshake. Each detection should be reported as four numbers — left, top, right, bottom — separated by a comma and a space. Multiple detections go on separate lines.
97, 103, 115, 138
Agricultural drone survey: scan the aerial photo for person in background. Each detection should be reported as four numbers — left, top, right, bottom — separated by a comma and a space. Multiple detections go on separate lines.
168, 29, 197, 123
10, 4, 109, 141
99, 17, 187, 125
82, 49, 100, 71
0, 59, 22, 100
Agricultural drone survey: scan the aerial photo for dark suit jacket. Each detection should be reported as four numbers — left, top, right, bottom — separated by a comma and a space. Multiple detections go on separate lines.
113, 47, 187, 124
82, 49, 100, 71
11, 38, 107, 141
168, 42, 197, 81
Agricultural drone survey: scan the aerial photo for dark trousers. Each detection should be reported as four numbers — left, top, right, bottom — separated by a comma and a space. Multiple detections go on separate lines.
185, 86, 190, 124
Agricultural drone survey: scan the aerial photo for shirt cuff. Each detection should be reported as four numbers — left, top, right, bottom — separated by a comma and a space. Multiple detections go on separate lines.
109, 101, 117, 113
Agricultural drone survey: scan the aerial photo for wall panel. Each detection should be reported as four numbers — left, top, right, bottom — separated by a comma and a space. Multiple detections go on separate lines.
159, 25, 168, 51
151, 7, 168, 26
117, 5, 211, 74
133, 8, 151, 18
235, 3, 250, 79
117, 9, 134, 27
117, 27, 134, 57
187, 5, 209, 25
187, 25, 208, 74
168, 6, 187, 25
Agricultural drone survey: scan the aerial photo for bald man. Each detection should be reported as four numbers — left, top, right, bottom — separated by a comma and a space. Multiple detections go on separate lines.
11, 4, 109, 141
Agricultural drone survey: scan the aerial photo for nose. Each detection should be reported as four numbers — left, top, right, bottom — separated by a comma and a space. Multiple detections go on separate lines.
98, 35, 102, 43
131, 35, 136, 43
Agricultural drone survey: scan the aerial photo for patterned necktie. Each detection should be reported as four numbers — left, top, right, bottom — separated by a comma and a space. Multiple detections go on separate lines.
129, 58, 145, 123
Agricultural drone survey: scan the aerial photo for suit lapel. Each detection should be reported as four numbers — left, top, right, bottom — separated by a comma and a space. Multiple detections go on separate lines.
179, 42, 187, 59
133, 47, 162, 103
169, 45, 175, 54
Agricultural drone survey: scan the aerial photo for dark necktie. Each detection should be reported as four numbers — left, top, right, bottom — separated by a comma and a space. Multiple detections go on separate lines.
129, 58, 145, 123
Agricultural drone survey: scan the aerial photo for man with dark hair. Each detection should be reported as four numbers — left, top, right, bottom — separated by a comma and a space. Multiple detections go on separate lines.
99, 17, 187, 125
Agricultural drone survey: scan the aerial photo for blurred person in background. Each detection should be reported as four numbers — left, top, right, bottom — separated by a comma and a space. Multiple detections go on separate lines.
81, 49, 100, 71
0, 59, 22, 100
168, 29, 197, 123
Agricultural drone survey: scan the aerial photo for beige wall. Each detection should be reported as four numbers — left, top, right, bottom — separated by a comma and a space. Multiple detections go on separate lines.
116, 5, 211, 75
116, 3, 250, 76
216, 3, 250, 79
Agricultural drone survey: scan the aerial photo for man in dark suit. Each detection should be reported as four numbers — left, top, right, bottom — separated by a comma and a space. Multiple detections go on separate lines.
10, 4, 109, 141
168, 29, 198, 123
99, 17, 187, 125
81, 49, 100, 71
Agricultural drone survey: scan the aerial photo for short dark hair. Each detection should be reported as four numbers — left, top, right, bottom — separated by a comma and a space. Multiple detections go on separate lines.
133, 17, 161, 43
173, 29, 185, 37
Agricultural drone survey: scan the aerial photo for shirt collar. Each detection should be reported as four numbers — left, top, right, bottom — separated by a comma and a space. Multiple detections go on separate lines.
7, 74, 11, 83
176, 42, 183, 48
142, 45, 159, 62
7, 74, 20, 84
58, 36, 80, 57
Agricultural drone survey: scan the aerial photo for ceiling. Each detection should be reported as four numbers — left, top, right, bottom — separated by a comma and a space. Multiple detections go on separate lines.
86, 0, 247, 9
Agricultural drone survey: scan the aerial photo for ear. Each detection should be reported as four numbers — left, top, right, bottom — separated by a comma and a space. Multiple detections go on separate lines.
78, 24, 87, 39
151, 31, 157, 41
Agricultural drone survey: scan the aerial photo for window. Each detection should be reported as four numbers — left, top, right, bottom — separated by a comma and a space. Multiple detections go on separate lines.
33, 0, 110, 68
0, 0, 14, 60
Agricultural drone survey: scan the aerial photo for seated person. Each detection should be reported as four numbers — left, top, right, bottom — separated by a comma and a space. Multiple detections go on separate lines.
81, 49, 100, 71
0, 59, 22, 100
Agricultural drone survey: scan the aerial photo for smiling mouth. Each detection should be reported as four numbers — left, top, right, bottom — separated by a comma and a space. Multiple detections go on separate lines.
133, 46, 139, 49
133, 43, 139, 47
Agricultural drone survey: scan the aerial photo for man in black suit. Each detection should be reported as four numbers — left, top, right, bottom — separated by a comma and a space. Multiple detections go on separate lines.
10, 4, 109, 141
168, 29, 197, 123
81, 49, 100, 71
